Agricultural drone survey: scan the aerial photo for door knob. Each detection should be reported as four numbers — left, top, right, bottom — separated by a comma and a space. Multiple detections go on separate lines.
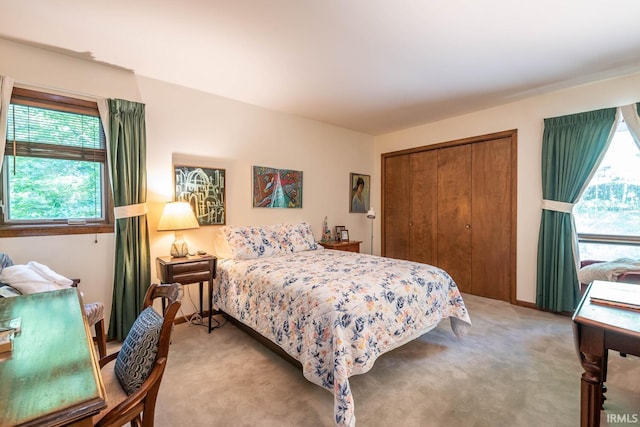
465, 224, 471, 229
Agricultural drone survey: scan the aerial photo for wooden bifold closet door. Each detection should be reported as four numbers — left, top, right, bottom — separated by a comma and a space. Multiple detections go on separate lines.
382, 130, 516, 303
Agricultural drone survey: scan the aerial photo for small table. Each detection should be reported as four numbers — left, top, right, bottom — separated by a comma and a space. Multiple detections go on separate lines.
156, 255, 218, 333
572, 280, 640, 427
0, 288, 106, 427
318, 240, 362, 253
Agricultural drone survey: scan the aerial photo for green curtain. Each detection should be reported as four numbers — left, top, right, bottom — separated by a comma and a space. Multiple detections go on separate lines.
107, 99, 151, 340
536, 108, 617, 312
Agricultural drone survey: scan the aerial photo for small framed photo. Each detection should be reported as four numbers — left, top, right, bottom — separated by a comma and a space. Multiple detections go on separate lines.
340, 229, 350, 242
335, 225, 345, 241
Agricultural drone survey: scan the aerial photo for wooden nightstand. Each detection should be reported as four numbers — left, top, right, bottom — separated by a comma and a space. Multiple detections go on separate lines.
318, 240, 362, 253
156, 255, 218, 333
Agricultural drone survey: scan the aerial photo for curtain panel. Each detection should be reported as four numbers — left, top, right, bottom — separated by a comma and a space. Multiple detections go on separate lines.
0, 76, 15, 172
621, 103, 640, 150
104, 99, 151, 340
536, 108, 618, 312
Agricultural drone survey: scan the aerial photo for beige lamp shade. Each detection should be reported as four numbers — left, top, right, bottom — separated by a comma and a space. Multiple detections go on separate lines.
157, 202, 199, 231
158, 202, 199, 257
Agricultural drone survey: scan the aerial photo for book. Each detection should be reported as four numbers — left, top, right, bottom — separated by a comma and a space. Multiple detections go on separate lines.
590, 281, 640, 311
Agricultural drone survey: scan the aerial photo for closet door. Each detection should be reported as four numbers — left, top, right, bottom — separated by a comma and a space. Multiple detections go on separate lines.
383, 154, 411, 260
409, 150, 438, 265
436, 145, 472, 293
471, 137, 512, 300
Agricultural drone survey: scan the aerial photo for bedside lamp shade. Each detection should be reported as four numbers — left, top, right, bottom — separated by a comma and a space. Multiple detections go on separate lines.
157, 201, 199, 257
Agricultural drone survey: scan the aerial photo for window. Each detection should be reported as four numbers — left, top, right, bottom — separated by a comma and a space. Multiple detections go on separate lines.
0, 88, 113, 237
574, 119, 640, 260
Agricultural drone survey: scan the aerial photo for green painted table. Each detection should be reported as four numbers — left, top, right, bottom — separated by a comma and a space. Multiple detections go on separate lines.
0, 288, 105, 426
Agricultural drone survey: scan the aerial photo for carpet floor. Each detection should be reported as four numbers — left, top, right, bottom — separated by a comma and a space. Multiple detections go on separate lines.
152, 293, 640, 426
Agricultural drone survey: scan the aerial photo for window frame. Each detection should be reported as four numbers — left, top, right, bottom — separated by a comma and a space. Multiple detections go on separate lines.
575, 118, 640, 255
0, 87, 113, 237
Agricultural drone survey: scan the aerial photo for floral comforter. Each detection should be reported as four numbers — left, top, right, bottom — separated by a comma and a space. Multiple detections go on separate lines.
213, 249, 471, 427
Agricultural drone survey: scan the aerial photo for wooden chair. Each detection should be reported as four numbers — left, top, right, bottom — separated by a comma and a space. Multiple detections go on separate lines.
94, 283, 182, 427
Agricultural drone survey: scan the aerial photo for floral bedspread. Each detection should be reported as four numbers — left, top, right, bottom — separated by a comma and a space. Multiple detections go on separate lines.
213, 249, 471, 427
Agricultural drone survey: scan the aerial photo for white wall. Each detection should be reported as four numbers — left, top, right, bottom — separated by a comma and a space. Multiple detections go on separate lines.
3, 35, 640, 317
140, 76, 375, 316
374, 72, 640, 303
0, 38, 374, 327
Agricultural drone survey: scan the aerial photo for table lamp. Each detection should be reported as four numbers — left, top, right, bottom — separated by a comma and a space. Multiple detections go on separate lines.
157, 201, 200, 257
366, 208, 376, 255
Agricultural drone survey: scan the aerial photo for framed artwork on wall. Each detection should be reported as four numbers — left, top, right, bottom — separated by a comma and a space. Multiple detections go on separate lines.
252, 165, 303, 208
174, 165, 226, 225
349, 173, 370, 213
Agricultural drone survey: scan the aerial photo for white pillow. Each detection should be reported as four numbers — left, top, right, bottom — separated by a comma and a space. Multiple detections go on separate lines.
212, 228, 233, 259
222, 225, 283, 260
0, 264, 71, 295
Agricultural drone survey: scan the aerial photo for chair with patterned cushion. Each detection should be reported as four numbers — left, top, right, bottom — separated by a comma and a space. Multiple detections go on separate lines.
94, 282, 182, 427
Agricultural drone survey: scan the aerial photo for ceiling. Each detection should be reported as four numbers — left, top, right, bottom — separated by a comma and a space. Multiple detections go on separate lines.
3, 1, 640, 135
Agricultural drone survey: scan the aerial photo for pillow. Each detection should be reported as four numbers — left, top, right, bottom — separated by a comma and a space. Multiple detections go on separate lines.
212, 228, 233, 259
222, 225, 283, 259
0, 264, 69, 295
278, 222, 318, 253
114, 307, 163, 395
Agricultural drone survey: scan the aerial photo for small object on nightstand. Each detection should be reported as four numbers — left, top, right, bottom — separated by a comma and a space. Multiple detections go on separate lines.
196, 250, 207, 255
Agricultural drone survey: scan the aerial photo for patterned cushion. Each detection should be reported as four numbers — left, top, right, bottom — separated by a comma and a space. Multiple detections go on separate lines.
83, 302, 104, 327
222, 225, 283, 259
277, 222, 318, 253
114, 307, 163, 395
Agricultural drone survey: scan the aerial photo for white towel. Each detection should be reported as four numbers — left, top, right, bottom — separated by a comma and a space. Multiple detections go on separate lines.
27, 261, 74, 287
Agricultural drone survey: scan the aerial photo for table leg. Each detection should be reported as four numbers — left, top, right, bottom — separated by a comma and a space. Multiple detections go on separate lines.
577, 326, 605, 427
199, 281, 203, 318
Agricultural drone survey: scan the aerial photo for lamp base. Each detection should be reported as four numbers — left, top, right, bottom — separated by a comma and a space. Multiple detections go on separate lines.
170, 238, 189, 258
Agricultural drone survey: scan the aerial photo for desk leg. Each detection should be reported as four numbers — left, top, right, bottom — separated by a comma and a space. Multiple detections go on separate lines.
577, 326, 605, 427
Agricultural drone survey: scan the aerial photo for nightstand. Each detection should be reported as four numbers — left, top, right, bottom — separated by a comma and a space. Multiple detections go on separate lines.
156, 255, 218, 333
318, 240, 362, 253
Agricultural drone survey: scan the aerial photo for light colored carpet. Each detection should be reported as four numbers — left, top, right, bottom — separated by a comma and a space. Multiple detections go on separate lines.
153, 293, 640, 426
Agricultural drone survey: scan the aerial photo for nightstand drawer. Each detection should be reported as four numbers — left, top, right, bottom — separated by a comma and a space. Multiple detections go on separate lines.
172, 260, 211, 274
171, 270, 212, 284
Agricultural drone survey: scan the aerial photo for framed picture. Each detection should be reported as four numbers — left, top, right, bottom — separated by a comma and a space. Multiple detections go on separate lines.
340, 229, 350, 242
349, 173, 371, 213
253, 165, 303, 208
335, 225, 345, 241
174, 165, 226, 225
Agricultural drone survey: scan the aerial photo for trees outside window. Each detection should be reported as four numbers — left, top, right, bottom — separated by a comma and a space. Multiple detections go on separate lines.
574, 119, 640, 260
0, 88, 112, 237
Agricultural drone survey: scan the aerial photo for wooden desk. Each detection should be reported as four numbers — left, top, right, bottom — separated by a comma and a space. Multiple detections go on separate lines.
0, 288, 106, 427
572, 280, 640, 427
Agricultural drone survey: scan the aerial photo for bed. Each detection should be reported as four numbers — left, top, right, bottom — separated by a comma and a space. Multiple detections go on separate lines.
212, 222, 471, 427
